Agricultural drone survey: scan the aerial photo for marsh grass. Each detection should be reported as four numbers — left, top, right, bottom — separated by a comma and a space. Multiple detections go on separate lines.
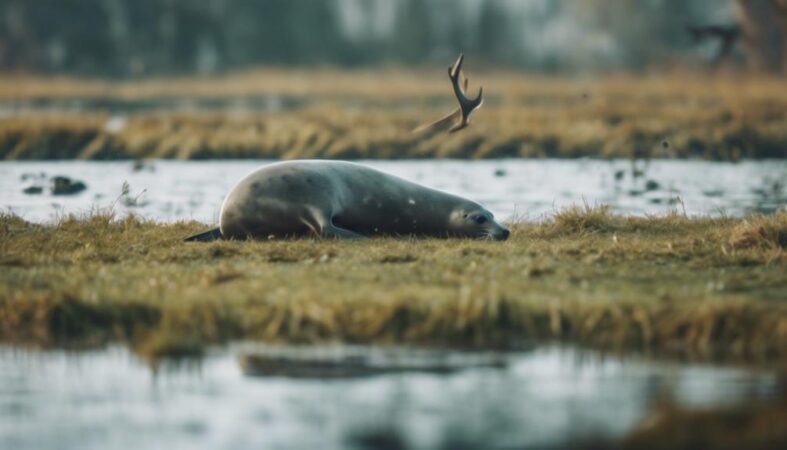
729, 214, 787, 250
1, 207, 785, 361
2, 71, 787, 160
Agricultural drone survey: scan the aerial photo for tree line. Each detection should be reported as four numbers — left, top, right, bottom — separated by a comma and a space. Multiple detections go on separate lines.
0, 0, 784, 76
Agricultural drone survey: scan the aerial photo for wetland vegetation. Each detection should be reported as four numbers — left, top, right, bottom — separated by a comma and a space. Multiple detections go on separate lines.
1, 206, 784, 362
2, 72, 787, 161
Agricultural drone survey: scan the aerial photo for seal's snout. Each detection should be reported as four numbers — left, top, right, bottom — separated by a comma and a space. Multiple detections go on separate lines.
489, 227, 509, 241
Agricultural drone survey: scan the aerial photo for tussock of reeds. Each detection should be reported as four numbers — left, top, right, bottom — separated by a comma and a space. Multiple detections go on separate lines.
549, 204, 622, 234
2, 72, 786, 160
1, 207, 784, 361
729, 212, 787, 250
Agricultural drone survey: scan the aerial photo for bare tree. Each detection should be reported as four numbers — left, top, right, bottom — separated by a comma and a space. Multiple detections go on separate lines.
736, 0, 787, 73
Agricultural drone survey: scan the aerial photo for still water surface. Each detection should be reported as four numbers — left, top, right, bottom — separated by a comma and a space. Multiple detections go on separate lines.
1, 159, 785, 223
0, 345, 780, 450
2, 159, 785, 448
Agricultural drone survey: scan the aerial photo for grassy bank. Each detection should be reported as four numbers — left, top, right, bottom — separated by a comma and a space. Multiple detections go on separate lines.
1, 71, 787, 160
1, 207, 785, 361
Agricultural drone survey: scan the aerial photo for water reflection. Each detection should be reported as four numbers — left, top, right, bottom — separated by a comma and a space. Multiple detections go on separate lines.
1, 159, 784, 224
0, 345, 779, 450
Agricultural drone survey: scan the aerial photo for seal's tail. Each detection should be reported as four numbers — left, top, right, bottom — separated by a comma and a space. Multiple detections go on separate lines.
184, 227, 223, 242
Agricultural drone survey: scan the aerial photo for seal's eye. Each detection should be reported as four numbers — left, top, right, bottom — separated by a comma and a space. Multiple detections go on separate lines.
473, 215, 487, 225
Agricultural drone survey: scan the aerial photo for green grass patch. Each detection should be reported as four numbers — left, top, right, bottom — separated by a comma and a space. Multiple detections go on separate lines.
1, 208, 785, 362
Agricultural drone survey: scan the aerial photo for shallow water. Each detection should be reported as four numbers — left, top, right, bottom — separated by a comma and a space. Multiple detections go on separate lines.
1, 159, 784, 223
0, 345, 779, 450
0, 96, 303, 118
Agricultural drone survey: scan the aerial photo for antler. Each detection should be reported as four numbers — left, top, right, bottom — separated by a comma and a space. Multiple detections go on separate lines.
447, 53, 483, 132
413, 53, 484, 134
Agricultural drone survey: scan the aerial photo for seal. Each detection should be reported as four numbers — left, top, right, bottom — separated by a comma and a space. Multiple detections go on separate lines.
185, 160, 509, 241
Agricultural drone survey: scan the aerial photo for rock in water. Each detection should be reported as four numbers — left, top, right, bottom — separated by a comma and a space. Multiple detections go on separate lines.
22, 186, 44, 195
52, 176, 87, 195
645, 180, 661, 191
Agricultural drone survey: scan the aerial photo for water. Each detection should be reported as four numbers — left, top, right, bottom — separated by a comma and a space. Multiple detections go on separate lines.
1, 159, 783, 448
1, 159, 785, 223
0, 96, 304, 118
0, 345, 779, 450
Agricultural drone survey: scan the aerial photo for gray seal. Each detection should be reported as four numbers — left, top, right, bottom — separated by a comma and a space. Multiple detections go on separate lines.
185, 160, 509, 241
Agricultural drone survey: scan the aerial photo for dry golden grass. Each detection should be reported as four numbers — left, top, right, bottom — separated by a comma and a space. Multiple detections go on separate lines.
1, 70, 786, 160
0, 207, 785, 361
729, 213, 787, 250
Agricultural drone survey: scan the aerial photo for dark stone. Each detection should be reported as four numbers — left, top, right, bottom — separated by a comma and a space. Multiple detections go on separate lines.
52, 176, 87, 195
645, 180, 661, 191
494, 168, 506, 177
22, 186, 44, 195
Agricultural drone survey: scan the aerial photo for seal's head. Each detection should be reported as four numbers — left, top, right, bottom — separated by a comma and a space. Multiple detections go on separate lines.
449, 204, 510, 241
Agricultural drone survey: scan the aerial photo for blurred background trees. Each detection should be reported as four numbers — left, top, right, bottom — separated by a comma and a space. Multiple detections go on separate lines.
0, 0, 784, 76
737, 0, 787, 72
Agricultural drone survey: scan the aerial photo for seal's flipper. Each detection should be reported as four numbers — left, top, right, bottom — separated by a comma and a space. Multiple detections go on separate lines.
322, 223, 365, 239
184, 227, 223, 242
